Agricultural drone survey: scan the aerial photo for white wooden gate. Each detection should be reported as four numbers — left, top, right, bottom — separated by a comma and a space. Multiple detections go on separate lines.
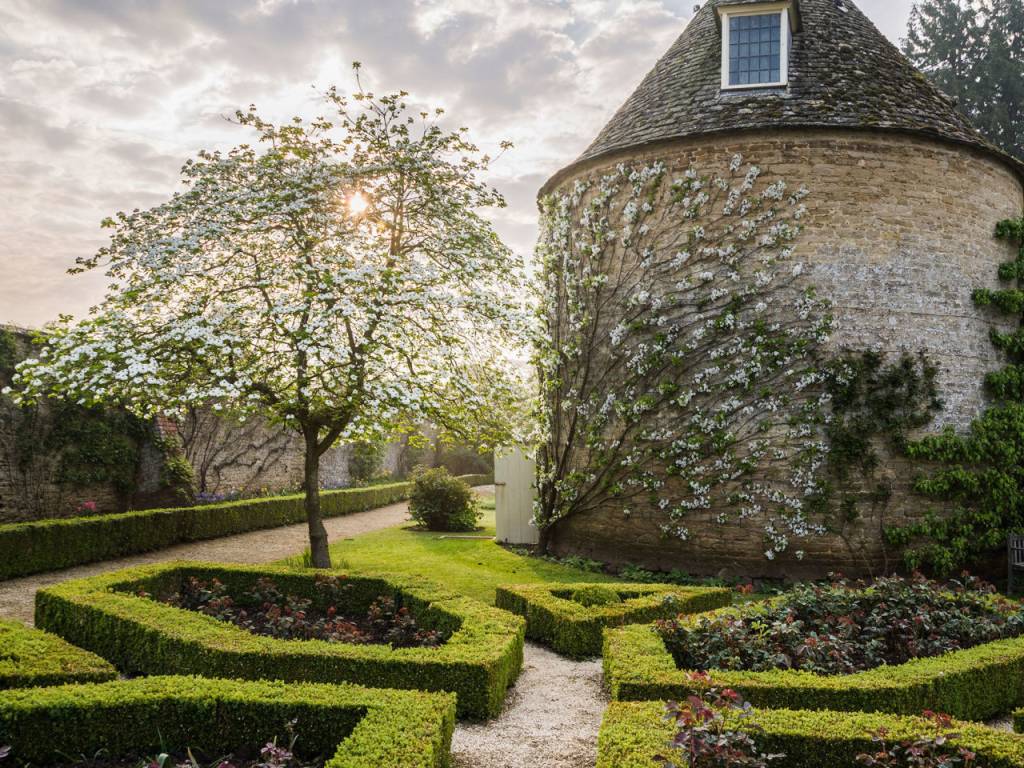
494, 447, 538, 545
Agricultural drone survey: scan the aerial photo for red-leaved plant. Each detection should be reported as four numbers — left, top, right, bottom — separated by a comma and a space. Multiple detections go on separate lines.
657, 672, 783, 768
141, 575, 444, 648
856, 711, 981, 767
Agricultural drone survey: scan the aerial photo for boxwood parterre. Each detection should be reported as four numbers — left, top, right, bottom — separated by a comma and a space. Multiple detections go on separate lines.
603, 603, 1024, 721
0, 618, 116, 689
35, 561, 524, 719
495, 582, 731, 659
0, 675, 455, 768
598, 701, 1024, 768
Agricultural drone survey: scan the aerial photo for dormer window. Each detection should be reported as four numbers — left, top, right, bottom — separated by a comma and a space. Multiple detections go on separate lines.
719, 2, 795, 90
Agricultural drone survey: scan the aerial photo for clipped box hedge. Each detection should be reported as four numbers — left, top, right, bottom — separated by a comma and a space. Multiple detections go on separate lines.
495, 582, 731, 659
0, 475, 491, 581
0, 675, 455, 768
599, 701, 1024, 768
0, 481, 413, 581
0, 618, 116, 689
603, 604, 1024, 721
36, 561, 525, 719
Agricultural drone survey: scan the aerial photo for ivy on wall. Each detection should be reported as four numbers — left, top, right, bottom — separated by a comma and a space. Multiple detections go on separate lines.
0, 329, 148, 518
888, 217, 1024, 576
812, 350, 943, 526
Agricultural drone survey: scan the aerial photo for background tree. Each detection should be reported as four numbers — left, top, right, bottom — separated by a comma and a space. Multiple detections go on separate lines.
904, 0, 1024, 160
8, 66, 529, 567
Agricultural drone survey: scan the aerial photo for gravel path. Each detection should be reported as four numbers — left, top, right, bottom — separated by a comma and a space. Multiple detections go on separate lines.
452, 642, 607, 768
2, 487, 611, 767
0, 498, 413, 625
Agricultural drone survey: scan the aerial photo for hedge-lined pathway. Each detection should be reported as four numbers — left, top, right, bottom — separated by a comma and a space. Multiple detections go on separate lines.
452, 642, 607, 768
0, 497, 415, 625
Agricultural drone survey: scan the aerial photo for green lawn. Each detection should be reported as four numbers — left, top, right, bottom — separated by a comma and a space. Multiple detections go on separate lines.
298, 499, 619, 605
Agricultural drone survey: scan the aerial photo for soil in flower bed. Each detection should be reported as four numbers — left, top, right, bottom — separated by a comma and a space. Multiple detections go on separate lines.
137, 575, 447, 648
656, 574, 1024, 675
0, 733, 324, 768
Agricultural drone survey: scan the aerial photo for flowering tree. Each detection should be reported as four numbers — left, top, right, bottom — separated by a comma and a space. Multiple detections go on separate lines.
9, 68, 529, 567
533, 157, 833, 559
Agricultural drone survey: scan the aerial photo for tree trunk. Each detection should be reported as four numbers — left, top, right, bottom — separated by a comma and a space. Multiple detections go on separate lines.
537, 522, 554, 554
303, 431, 332, 568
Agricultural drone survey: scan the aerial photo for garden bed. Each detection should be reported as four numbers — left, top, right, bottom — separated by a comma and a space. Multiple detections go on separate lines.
0, 618, 116, 689
495, 582, 731, 659
0, 675, 455, 768
604, 612, 1024, 722
35, 562, 525, 719
598, 701, 1024, 768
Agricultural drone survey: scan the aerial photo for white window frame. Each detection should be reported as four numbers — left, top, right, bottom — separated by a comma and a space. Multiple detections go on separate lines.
719, 2, 793, 91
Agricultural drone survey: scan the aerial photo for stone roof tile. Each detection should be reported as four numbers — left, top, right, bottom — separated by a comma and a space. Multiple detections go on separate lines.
543, 0, 1023, 193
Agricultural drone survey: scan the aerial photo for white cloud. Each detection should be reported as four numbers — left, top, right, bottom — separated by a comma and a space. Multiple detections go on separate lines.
0, 0, 913, 327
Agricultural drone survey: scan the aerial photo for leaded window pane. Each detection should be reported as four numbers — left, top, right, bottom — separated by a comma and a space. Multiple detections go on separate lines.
728, 13, 783, 86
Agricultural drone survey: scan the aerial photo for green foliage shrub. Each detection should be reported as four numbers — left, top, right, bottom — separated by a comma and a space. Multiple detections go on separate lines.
349, 441, 386, 483
656, 574, 1023, 675
603, 606, 1024, 721
36, 562, 525, 719
570, 585, 623, 607
0, 675, 455, 767
495, 582, 731, 659
598, 701, 1024, 768
408, 468, 480, 532
0, 618, 115, 689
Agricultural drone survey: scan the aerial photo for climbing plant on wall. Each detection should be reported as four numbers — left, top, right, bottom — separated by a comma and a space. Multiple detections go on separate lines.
888, 217, 1024, 576
534, 158, 833, 559
532, 157, 945, 565
0, 329, 148, 518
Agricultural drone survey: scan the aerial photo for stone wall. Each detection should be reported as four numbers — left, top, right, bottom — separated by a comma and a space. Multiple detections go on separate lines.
0, 327, 157, 522
544, 128, 1024, 579
0, 327, 441, 522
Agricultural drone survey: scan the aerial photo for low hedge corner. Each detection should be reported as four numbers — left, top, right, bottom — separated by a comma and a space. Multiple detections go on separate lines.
0, 675, 455, 768
495, 582, 731, 659
599, 701, 1024, 768
35, 561, 525, 719
0, 618, 116, 689
603, 605, 1024, 721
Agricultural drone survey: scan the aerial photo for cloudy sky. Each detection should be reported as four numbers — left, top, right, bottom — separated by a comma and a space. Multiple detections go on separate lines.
0, 0, 914, 327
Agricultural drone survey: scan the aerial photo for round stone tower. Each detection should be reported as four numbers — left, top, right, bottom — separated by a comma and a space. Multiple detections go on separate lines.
538, 0, 1024, 578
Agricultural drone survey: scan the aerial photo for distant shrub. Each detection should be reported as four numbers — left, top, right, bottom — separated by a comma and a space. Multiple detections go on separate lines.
571, 585, 622, 607
408, 468, 480, 532
350, 441, 387, 483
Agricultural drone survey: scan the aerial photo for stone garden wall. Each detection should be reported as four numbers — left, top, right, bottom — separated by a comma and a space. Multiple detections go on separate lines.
544, 128, 1024, 579
0, 327, 440, 523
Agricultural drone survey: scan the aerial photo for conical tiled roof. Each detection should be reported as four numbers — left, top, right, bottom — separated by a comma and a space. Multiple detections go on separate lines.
543, 0, 1023, 192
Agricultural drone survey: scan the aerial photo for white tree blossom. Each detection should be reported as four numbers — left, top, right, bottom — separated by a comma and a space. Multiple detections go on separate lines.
533, 157, 832, 559
11, 66, 530, 566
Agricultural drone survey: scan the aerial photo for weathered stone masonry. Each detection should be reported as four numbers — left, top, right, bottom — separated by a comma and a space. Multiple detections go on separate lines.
544, 129, 1023, 578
